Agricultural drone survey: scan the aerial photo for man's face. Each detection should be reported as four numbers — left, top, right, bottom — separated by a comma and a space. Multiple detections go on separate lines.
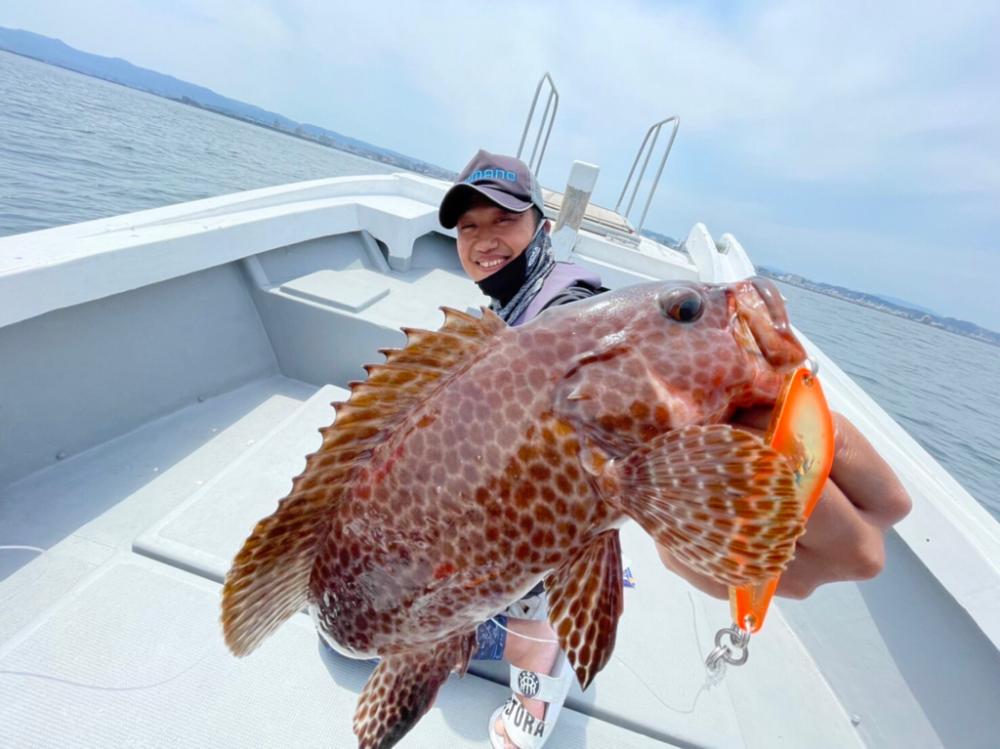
454, 196, 539, 282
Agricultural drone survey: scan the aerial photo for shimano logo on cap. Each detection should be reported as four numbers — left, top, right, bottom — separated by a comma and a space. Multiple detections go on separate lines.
465, 168, 518, 184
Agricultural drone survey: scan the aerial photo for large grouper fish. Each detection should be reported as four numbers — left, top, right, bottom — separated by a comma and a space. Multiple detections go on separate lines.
222, 277, 810, 748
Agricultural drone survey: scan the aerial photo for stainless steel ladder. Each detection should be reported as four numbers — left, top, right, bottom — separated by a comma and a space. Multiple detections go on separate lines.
515, 75, 679, 240
614, 115, 680, 235
516, 72, 559, 179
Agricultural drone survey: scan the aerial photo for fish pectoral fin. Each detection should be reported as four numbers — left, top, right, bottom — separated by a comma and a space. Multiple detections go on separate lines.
544, 529, 623, 690
610, 424, 805, 588
354, 630, 476, 749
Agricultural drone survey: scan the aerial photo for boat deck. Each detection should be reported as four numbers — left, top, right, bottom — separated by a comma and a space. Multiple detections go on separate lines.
0, 371, 859, 748
542, 189, 635, 236
2, 174, 998, 747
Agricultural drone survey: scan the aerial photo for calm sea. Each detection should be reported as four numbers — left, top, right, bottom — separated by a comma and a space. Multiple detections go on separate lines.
2, 50, 998, 521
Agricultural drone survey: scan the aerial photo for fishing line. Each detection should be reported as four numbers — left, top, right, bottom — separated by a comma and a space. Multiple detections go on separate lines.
611, 591, 720, 715
0, 651, 212, 692
491, 591, 720, 715
0, 545, 212, 693
488, 616, 558, 644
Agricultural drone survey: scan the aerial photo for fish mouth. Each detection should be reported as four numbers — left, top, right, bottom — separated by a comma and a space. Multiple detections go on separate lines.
732, 277, 806, 370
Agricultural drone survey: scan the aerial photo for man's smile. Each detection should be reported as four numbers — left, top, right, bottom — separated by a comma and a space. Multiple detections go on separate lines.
477, 255, 510, 272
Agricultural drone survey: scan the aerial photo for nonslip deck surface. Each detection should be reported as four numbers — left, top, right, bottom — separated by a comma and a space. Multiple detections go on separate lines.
0, 369, 865, 748
0, 378, 671, 747
130, 382, 862, 748
0, 554, 666, 748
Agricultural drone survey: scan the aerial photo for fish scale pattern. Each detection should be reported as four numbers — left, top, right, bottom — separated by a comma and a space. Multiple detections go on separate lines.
223, 278, 810, 749
222, 307, 505, 657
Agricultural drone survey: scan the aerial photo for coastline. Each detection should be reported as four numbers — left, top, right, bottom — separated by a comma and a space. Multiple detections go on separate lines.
2, 29, 995, 346
0, 45, 456, 182
759, 267, 1000, 348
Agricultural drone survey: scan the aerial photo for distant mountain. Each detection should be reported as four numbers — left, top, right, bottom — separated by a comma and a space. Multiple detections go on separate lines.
0, 26, 455, 179
758, 266, 1000, 347
639, 228, 681, 248
877, 294, 937, 316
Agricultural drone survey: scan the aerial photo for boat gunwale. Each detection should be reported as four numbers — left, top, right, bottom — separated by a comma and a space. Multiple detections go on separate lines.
1, 172, 997, 653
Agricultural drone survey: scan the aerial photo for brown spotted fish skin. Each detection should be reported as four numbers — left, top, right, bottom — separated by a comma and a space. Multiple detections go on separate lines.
223, 278, 808, 749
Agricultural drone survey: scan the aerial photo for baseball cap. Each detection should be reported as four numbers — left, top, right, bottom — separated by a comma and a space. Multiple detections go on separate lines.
438, 150, 545, 229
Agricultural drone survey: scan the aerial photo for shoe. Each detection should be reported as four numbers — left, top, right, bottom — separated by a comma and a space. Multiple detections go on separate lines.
488, 652, 573, 749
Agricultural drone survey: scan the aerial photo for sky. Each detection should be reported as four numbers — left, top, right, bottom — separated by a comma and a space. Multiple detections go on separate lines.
4, 1, 999, 329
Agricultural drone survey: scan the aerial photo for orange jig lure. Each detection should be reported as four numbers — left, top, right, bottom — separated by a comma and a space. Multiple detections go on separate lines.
729, 366, 835, 633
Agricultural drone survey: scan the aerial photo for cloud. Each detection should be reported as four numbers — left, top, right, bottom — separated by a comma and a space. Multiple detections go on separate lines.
8, 1, 997, 191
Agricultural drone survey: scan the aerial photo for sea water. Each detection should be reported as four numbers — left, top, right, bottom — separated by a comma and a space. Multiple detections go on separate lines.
1, 50, 997, 520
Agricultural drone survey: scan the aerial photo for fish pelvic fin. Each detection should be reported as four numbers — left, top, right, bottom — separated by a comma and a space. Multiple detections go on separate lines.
545, 530, 624, 690
222, 308, 505, 657
609, 425, 805, 587
354, 631, 477, 749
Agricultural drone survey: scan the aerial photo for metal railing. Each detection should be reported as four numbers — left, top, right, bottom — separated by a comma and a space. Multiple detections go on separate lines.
614, 116, 680, 235
516, 73, 559, 178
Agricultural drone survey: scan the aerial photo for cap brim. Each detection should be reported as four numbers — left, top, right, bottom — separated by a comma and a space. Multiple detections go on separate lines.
438, 183, 533, 229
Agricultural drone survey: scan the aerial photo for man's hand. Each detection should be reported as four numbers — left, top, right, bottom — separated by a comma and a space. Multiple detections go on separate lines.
656, 409, 913, 599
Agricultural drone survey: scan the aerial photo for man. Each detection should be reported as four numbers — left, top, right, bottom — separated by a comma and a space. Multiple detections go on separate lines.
440, 150, 604, 324
439, 151, 594, 749
438, 151, 911, 749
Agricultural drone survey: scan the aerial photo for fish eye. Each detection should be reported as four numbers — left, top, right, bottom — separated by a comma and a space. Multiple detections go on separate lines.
658, 288, 704, 323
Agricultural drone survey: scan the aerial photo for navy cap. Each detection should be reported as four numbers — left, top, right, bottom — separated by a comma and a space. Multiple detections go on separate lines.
439, 150, 545, 229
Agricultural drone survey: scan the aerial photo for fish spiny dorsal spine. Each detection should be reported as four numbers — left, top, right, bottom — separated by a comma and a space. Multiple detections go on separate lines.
220, 308, 507, 657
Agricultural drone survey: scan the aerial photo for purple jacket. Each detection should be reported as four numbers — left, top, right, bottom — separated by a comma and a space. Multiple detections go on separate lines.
510, 262, 603, 327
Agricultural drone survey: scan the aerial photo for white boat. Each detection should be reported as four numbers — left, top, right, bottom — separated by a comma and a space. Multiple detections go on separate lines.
1, 78, 998, 749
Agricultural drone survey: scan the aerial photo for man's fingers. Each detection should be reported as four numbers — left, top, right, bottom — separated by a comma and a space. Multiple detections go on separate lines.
658, 478, 887, 599
829, 413, 911, 528
773, 547, 835, 599
792, 477, 886, 581
733, 407, 911, 529
660, 409, 908, 604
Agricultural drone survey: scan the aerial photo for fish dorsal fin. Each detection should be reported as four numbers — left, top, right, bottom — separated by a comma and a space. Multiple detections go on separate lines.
333, 307, 505, 443
221, 307, 505, 656
375, 306, 505, 368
